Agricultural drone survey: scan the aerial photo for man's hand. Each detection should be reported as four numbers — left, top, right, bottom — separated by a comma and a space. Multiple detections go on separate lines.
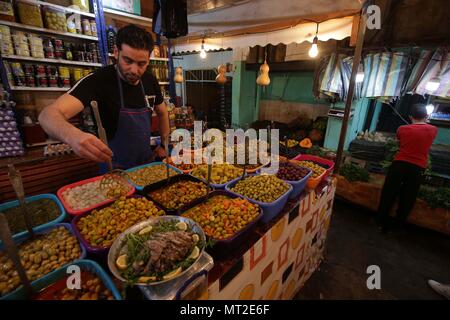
66, 130, 113, 163
154, 145, 167, 159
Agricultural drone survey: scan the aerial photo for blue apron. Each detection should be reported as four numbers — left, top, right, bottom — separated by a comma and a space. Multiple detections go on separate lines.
101, 70, 155, 171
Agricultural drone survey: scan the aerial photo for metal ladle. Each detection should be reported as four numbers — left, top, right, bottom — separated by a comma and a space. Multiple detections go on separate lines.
7, 164, 34, 238
164, 136, 171, 186
90, 101, 129, 196
0, 213, 33, 298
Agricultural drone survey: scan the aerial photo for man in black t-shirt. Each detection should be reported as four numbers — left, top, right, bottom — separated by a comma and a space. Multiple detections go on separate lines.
39, 25, 169, 169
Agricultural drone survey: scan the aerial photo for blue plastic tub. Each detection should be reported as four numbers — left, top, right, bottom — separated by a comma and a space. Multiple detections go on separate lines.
257, 167, 312, 199
125, 161, 183, 191
0, 194, 66, 241
0, 223, 87, 300
225, 175, 293, 224
285, 169, 312, 199
7, 260, 122, 300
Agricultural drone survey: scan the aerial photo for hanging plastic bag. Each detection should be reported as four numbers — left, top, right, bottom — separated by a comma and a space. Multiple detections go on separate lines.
152, 0, 188, 38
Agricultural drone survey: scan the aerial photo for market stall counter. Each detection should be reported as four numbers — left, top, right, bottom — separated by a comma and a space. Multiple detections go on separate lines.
205, 177, 336, 300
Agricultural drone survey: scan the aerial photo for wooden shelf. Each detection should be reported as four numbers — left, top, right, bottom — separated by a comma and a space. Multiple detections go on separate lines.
25, 139, 61, 147
10, 86, 69, 92
2, 55, 102, 67
108, 53, 169, 62
15, 0, 95, 18
103, 8, 152, 27
0, 20, 98, 41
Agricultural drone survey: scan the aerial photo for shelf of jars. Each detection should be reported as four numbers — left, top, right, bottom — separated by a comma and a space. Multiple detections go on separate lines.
9, 86, 69, 91
0, 20, 98, 41
15, 0, 95, 18
1, 55, 102, 67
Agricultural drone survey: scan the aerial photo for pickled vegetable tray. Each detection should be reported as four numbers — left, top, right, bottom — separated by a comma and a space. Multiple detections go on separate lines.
57, 175, 135, 216
142, 175, 211, 215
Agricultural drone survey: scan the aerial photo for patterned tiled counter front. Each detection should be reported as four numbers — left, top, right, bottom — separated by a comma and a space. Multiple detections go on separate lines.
206, 177, 337, 300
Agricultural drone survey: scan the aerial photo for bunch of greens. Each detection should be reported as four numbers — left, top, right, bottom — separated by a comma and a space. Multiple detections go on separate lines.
380, 138, 399, 169
339, 163, 370, 182
418, 186, 450, 210
313, 118, 327, 132
381, 138, 433, 175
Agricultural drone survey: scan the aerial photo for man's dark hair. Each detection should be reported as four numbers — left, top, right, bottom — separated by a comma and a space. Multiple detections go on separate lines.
116, 24, 154, 52
410, 103, 428, 120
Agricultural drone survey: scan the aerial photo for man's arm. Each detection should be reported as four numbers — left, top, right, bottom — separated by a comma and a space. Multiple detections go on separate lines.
38, 93, 112, 162
155, 102, 170, 146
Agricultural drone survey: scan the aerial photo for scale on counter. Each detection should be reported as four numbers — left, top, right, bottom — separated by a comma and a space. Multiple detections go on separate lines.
140, 252, 214, 300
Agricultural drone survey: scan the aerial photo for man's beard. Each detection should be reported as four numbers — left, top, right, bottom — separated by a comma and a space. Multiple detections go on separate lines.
117, 63, 140, 84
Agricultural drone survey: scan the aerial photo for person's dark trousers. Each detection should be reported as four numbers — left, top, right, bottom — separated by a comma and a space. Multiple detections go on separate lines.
376, 160, 424, 229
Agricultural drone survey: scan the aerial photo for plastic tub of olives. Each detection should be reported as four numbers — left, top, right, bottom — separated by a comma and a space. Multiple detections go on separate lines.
108, 215, 206, 287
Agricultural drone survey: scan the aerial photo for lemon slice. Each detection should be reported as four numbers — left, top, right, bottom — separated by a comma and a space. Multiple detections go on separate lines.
116, 254, 127, 270
192, 234, 200, 243
139, 276, 157, 283
175, 222, 187, 231
138, 226, 153, 235
163, 267, 182, 280
188, 246, 200, 260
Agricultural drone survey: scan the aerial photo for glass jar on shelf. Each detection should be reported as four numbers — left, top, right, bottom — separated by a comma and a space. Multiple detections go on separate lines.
17, 2, 43, 28
0, 0, 15, 22
43, 6, 68, 32
90, 20, 97, 35
10, 62, 25, 86
81, 19, 92, 36
29, 35, 45, 59
64, 43, 73, 60
43, 38, 55, 59
71, 0, 90, 13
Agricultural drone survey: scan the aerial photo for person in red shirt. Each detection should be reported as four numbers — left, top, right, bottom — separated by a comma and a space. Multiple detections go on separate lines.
376, 104, 438, 232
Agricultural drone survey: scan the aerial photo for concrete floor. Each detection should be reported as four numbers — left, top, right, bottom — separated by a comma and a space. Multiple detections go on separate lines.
295, 200, 450, 300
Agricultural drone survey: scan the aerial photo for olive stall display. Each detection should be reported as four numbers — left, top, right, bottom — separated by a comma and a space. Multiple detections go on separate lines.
147, 181, 208, 210
190, 164, 242, 185
294, 160, 326, 178
182, 195, 260, 240
76, 196, 164, 248
127, 164, 180, 188
1, 198, 61, 235
0, 226, 82, 297
34, 271, 114, 300
276, 161, 311, 181
230, 175, 290, 203
61, 179, 130, 211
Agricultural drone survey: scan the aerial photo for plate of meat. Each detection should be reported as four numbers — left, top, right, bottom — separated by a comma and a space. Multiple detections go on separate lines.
107, 215, 206, 286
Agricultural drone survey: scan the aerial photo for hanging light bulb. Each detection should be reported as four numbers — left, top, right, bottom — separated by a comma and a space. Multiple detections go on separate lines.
426, 104, 435, 115
308, 23, 320, 58
425, 76, 440, 93
309, 36, 318, 58
356, 64, 364, 83
200, 38, 207, 59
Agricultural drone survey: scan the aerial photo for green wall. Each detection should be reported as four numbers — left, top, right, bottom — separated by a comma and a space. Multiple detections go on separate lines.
260, 72, 328, 105
232, 61, 258, 127
232, 70, 329, 127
